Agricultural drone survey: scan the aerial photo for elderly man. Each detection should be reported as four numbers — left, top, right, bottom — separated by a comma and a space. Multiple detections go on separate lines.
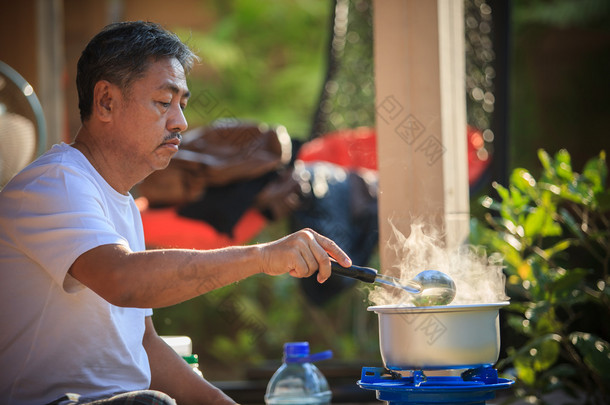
0, 21, 351, 405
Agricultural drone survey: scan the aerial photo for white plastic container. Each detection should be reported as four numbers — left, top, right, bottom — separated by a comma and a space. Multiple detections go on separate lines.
161, 335, 193, 357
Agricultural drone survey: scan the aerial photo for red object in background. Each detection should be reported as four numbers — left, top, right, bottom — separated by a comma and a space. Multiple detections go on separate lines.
139, 198, 268, 249
297, 127, 377, 170
466, 125, 492, 186
298, 126, 491, 188
139, 126, 491, 249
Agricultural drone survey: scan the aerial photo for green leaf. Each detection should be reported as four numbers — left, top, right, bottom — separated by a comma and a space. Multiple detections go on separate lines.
510, 185, 531, 212
554, 149, 574, 182
548, 267, 587, 300
540, 363, 577, 380
524, 301, 551, 323
569, 332, 610, 380
511, 168, 537, 197
469, 219, 524, 270
538, 149, 554, 177
545, 238, 572, 258
493, 182, 510, 202
538, 363, 578, 393
512, 333, 562, 385
534, 337, 561, 371
523, 199, 561, 240
514, 357, 536, 385
513, 357, 536, 385
594, 190, 610, 212
582, 150, 607, 193
507, 313, 530, 335
523, 207, 547, 238
558, 208, 586, 242
499, 246, 524, 272
569, 178, 596, 205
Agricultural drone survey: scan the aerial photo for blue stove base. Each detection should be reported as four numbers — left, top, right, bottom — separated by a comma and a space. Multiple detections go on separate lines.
357, 366, 514, 405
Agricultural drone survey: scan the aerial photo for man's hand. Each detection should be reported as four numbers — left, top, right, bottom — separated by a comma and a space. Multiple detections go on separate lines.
258, 228, 352, 283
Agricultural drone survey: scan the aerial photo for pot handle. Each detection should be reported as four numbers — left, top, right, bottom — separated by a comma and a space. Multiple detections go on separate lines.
330, 261, 377, 283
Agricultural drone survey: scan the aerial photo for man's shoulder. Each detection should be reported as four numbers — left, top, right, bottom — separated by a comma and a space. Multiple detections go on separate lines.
32, 143, 90, 171
8, 143, 94, 186
0, 144, 104, 212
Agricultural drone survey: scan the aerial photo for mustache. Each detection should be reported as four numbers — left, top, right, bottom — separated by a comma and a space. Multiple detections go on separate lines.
163, 132, 182, 143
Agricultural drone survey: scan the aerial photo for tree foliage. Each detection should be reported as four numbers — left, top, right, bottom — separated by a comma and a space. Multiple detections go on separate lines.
471, 149, 610, 404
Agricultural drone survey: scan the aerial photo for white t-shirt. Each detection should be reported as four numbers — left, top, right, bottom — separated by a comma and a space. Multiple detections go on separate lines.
0, 143, 153, 405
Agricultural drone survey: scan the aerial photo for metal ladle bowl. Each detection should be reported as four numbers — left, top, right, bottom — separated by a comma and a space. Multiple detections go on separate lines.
330, 262, 457, 306
410, 269, 456, 306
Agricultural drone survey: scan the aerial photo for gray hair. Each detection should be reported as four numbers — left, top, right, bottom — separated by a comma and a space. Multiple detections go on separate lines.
76, 21, 199, 121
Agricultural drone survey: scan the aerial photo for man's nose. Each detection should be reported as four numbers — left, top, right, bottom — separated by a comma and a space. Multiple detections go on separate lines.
168, 105, 188, 133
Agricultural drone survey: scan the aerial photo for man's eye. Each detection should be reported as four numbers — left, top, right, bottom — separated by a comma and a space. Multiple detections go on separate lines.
159, 102, 171, 108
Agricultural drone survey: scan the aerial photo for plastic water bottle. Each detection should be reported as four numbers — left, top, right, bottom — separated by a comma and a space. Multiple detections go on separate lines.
265, 342, 333, 405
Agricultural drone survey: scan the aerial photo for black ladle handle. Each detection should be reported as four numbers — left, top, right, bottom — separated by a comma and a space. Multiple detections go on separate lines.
330, 261, 378, 283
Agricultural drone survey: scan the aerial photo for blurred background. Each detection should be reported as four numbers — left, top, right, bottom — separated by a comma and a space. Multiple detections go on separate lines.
1, 0, 609, 402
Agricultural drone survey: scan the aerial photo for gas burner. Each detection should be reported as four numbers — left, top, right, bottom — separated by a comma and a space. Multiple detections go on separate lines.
358, 366, 513, 405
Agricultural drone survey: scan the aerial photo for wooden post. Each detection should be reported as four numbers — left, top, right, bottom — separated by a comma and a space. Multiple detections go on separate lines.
373, 0, 469, 270
37, 0, 66, 147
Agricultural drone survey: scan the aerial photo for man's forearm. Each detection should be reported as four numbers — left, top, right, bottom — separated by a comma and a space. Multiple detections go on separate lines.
69, 228, 351, 308
70, 243, 262, 308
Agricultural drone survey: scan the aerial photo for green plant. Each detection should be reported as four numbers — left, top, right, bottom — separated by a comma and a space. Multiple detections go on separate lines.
173, 0, 332, 138
470, 149, 610, 404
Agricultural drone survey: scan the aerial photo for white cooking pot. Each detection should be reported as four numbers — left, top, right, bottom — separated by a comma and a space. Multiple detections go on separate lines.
368, 302, 509, 370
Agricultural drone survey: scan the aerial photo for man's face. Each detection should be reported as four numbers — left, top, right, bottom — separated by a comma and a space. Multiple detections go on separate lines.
111, 57, 190, 173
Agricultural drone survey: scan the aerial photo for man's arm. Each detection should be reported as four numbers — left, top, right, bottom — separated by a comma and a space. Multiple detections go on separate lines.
69, 228, 351, 308
143, 317, 236, 405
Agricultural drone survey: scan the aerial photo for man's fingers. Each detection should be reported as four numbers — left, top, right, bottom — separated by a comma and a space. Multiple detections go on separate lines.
264, 228, 352, 284
311, 230, 352, 267
304, 229, 351, 283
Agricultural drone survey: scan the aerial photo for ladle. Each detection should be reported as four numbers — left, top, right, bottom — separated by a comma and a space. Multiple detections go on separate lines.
330, 261, 456, 306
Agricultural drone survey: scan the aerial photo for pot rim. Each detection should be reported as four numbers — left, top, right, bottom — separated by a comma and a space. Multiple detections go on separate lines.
367, 301, 510, 314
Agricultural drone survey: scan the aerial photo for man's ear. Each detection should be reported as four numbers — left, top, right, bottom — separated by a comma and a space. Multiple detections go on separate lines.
92, 80, 118, 122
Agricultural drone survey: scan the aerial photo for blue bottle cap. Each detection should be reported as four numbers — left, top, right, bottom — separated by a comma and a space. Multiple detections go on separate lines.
284, 342, 310, 361
283, 342, 333, 363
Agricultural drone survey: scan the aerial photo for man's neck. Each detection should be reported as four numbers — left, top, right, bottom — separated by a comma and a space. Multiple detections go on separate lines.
72, 126, 135, 195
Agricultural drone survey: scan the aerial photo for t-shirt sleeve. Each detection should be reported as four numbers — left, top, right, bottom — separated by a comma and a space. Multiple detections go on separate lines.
8, 164, 131, 290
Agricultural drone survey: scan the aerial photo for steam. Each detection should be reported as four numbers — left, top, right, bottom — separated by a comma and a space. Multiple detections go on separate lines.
368, 222, 509, 306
